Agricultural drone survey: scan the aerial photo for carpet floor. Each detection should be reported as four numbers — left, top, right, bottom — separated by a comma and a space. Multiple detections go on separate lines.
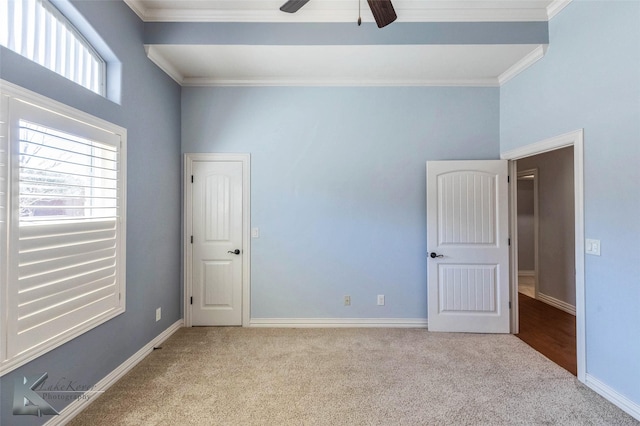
68, 328, 637, 425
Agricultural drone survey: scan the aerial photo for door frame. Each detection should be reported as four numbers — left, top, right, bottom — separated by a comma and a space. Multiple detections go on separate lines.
183, 153, 251, 327
501, 129, 585, 382
516, 168, 539, 299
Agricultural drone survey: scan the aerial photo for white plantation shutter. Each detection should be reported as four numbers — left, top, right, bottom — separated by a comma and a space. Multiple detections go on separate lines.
0, 0, 105, 95
16, 221, 119, 355
0, 95, 8, 361
0, 82, 126, 375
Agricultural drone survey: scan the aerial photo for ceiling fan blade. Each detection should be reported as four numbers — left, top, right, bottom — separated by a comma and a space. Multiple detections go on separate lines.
367, 0, 397, 28
280, 0, 311, 13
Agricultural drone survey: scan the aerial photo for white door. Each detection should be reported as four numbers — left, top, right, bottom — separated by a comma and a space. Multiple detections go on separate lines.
191, 160, 244, 326
426, 160, 510, 333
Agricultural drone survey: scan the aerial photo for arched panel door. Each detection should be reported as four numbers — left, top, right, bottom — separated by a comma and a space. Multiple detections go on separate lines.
426, 160, 509, 333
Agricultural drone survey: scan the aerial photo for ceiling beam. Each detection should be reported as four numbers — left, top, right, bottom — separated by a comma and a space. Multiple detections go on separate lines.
125, 0, 557, 23
144, 21, 548, 46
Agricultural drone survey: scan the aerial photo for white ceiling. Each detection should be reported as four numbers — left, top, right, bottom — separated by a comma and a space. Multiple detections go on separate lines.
146, 44, 545, 86
126, 1, 567, 23
128, 0, 569, 87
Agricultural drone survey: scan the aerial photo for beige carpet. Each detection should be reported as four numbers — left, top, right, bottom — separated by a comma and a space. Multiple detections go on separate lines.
69, 328, 637, 425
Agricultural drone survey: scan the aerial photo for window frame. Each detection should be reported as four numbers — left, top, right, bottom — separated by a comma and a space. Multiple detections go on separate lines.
0, 0, 107, 96
0, 80, 126, 376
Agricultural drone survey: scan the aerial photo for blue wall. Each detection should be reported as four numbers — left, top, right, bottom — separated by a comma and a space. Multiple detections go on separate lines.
501, 0, 640, 406
2, 0, 637, 422
0, 1, 182, 424
182, 86, 499, 319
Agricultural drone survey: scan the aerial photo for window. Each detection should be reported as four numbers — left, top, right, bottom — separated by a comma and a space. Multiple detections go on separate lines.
0, 0, 106, 95
0, 81, 126, 376
19, 121, 118, 221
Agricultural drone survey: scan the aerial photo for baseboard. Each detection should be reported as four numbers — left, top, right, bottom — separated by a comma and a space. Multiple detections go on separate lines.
537, 292, 576, 316
585, 374, 640, 421
45, 319, 184, 426
518, 270, 535, 277
250, 318, 428, 328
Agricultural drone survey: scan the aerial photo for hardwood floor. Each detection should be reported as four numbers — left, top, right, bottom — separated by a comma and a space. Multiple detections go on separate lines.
516, 293, 577, 376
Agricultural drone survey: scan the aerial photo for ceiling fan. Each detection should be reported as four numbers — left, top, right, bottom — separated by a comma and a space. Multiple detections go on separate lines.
280, 0, 397, 28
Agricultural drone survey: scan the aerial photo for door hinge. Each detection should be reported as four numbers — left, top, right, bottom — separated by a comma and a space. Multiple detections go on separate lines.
507, 175, 510, 183
119, 293, 121, 301
190, 235, 193, 244
190, 296, 193, 305
509, 301, 512, 309
191, 175, 194, 183
508, 238, 511, 246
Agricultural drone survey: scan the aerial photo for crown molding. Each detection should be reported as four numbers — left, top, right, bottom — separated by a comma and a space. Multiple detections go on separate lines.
145, 46, 185, 85
498, 44, 547, 85
123, 0, 147, 21
180, 77, 499, 88
126, 1, 553, 23
547, 0, 573, 19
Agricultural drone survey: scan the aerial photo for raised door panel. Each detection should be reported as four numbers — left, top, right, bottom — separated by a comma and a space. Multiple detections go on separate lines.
205, 175, 231, 242
438, 172, 496, 246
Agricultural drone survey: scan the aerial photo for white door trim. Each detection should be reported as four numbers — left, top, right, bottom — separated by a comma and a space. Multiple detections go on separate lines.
183, 153, 251, 327
517, 168, 539, 299
501, 129, 585, 383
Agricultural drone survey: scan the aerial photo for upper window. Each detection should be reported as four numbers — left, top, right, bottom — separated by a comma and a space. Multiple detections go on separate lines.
0, 0, 106, 95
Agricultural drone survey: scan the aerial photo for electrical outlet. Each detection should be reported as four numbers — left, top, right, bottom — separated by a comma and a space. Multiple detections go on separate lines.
377, 295, 385, 306
344, 295, 351, 306
156, 307, 161, 322
586, 238, 601, 256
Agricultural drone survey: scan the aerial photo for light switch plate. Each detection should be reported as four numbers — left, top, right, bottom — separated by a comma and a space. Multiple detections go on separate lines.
586, 239, 601, 256
251, 228, 260, 238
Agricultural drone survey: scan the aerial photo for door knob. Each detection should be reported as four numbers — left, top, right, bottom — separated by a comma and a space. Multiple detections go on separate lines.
228, 249, 241, 255
429, 252, 443, 259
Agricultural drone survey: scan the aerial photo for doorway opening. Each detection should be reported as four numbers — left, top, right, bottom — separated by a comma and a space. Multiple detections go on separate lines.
502, 130, 585, 382
516, 169, 538, 299
515, 151, 576, 375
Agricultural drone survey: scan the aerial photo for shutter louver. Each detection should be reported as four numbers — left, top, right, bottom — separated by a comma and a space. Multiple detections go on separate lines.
0, 97, 8, 354
16, 220, 119, 353
0, 0, 105, 96
11, 120, 121, 357
18, 120, 118, 222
